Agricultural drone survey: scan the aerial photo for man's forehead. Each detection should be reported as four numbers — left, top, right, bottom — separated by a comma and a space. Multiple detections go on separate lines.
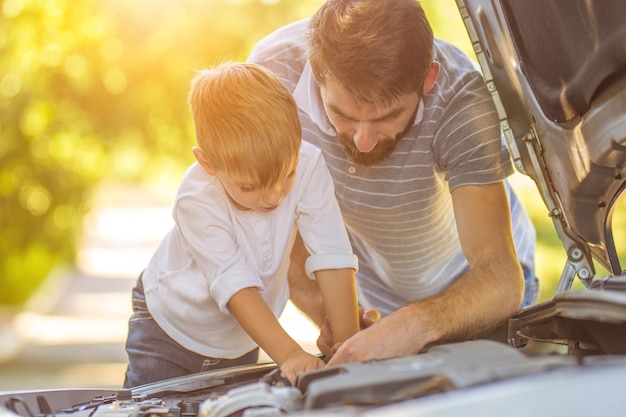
322, 83, 417, 120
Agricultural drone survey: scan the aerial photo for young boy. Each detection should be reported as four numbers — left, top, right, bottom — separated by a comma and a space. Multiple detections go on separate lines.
123, 62, 360, 387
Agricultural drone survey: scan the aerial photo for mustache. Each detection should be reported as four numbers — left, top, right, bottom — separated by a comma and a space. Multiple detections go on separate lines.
338, 132, 398, 166
331, 105, 417, 166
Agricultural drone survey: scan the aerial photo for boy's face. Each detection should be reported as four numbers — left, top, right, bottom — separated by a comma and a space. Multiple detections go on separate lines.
215, 169, 297, 213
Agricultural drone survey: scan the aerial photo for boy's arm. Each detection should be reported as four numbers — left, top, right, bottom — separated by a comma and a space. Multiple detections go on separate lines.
315, 268, 360, 344
227, 287, 324, 383
288, 233, 327, 326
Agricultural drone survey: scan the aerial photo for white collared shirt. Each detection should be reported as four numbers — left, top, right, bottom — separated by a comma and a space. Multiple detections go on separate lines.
143, 141, 357, 358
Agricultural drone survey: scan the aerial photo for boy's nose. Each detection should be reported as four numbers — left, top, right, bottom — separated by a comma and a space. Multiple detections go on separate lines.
264, 188, 281, 205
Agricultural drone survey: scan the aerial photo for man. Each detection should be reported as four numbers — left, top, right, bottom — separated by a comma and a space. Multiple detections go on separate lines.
247, 0, 538, 365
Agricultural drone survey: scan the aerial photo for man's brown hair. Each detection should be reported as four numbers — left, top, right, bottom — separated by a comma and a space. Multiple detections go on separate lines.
308, 0, 434, 106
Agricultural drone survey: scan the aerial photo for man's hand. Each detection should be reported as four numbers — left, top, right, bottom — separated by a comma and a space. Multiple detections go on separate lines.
317, 307, 381, 356
321, 183, 524, 369
325, 306, 426, 367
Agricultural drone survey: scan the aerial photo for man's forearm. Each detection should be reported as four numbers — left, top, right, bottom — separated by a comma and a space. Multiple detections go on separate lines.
288, 270, 326, 327
327, 258, 524, 366
431, 182, 524, 344
411, 258, 524, 349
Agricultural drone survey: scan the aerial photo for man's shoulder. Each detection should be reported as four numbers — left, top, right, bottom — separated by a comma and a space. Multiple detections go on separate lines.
432, 38, 485, 89
433, 38, 479, 72
247, 19, 310, 92
427, 38, 492, 113
255, 18, 310, 48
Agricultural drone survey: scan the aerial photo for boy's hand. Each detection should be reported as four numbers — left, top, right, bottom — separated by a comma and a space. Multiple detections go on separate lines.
279, 350, 325, 385
317, 307, 381, 356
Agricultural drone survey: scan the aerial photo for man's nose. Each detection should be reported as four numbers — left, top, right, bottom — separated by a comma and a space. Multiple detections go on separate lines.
353, 123, 377, 152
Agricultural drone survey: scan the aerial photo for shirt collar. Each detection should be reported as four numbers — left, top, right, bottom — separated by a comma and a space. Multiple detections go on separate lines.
293, 62, 425, 135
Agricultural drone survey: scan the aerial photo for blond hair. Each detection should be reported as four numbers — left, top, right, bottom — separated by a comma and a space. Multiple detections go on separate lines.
188, 62, 301, 187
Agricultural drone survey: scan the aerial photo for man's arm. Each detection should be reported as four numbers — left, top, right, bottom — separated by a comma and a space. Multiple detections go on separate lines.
326, 181, 524, 365
444, 181, 525, 337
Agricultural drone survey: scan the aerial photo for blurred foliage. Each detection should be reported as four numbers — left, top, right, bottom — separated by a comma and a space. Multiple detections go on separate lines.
0, 0, 325, 305
513, 176, 626, 301
1, 0, 622, 306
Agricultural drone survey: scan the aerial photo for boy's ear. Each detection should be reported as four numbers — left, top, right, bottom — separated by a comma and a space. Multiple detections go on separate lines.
422, 61, 440, 95
192, 146, 217, 176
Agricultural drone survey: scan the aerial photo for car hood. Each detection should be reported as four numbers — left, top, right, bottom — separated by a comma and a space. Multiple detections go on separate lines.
461, 0, 626, 290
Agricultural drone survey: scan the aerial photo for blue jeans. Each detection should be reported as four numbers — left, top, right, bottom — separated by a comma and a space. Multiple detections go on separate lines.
123, 275, 259, 388
521, 266, 540, 308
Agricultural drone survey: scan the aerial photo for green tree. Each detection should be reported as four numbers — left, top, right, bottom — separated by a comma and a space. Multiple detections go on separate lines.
0, 0, 324, 306
1, 0, 109, 304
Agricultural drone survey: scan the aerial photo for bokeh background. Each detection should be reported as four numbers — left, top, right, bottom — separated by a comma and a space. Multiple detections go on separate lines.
1, 0, 625, 389
1, 0, 330, 306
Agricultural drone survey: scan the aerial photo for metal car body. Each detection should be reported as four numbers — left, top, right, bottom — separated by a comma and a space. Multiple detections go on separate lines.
2, 1, 626, 416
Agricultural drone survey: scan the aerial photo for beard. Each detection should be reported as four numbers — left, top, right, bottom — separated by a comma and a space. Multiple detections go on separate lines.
335, 106, 418, 166
338, 132, 399, 166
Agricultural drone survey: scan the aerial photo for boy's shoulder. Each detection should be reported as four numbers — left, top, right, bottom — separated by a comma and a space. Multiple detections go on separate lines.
300, 139, 321, 155
176, 162, 222, 198
298, 140, 324, 166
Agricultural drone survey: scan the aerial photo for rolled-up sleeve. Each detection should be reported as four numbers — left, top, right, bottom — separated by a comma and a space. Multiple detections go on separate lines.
305, 253, 358, 279
296, 143, 358, 279
174, 169, 265, 314
210, 269, 264, 313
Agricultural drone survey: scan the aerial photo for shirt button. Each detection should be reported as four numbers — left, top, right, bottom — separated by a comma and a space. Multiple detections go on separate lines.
348, 166, 356, 174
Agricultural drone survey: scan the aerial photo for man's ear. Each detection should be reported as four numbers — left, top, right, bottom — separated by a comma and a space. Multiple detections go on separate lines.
192, 146, 217, 176
422, 61, 440, 95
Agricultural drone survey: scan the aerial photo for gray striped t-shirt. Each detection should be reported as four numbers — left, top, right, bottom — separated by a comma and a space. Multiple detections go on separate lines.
248, 19, 536, 315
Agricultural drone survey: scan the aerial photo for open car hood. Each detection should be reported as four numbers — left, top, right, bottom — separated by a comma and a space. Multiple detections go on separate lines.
460, 0, 626, 290
2, 1, 626, 416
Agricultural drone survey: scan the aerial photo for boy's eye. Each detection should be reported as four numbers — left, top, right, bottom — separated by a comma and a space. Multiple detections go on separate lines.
239, 186, 255, 192
331, 111, 350, 122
